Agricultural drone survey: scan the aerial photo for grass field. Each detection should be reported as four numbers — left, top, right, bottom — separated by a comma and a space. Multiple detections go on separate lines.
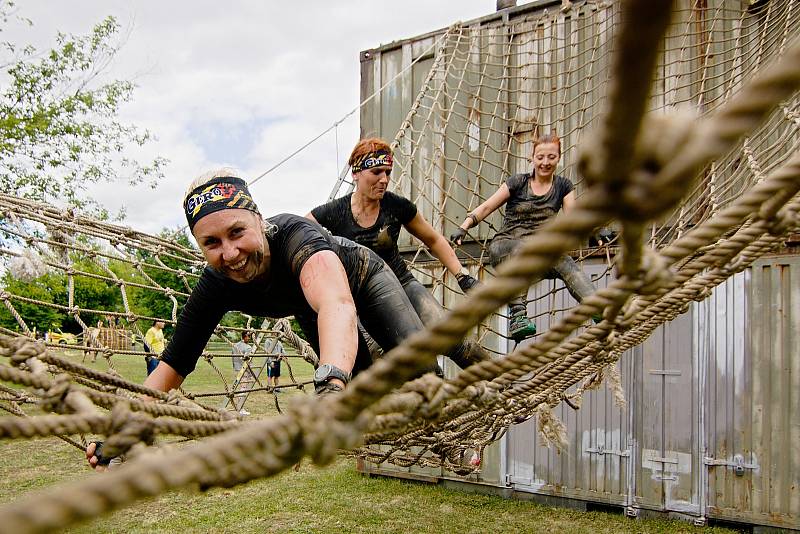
0, 348, 737, 533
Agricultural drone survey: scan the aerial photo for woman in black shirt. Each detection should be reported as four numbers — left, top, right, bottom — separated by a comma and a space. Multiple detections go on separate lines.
88, 167, 445, 467
308, 138, 491, 369
451, 132, 597, 342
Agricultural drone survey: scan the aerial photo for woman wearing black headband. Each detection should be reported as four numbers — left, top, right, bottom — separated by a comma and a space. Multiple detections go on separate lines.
87, 166, 443, 469
308, 138, 491, 369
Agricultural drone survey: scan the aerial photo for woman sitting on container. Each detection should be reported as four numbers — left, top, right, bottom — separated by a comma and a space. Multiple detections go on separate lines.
450, 131, 597, 342
307, 138, 491, 369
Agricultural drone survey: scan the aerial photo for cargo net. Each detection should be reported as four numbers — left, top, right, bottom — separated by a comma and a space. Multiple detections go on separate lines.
331, 0, 800, 355
0, 198, 322, 434
1, 0, 800, 531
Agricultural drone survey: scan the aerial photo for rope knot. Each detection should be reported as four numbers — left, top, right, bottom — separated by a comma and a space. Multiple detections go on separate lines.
635, 249, 673, 295
579, 111, 697, 222
40, 374, 72, 413
288, 396, 368, 467
463, 381, 499, 408
7, 336, 46, 367
166, 390, 183, 405
102, 401, 156, 459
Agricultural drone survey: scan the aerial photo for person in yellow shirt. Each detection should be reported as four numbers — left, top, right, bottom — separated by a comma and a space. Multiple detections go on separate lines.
144, 320, 166, 375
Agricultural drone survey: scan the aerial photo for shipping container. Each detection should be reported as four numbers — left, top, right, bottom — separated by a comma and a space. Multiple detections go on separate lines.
350, 0, 799, 529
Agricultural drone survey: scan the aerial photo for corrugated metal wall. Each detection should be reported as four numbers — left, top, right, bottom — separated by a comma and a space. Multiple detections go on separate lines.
363, 256, 800, 528
699, 256, 799, 529
505, 260, 632, 506
501, 255, 799, 529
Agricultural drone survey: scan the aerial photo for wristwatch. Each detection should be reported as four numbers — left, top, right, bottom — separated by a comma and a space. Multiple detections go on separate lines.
313, 363, 351, 387
457, 267, 470, 279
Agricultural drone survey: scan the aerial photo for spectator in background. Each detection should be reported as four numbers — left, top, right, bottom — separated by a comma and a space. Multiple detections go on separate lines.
143, 320, 166, 375
231, 330, 253, 374
232, 330, 255, 416
264, 336, 285, 392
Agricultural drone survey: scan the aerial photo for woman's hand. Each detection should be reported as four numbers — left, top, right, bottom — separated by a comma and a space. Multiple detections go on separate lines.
86, 441, 113, 472
449, 227, 467, 245
456, 273, 479, 293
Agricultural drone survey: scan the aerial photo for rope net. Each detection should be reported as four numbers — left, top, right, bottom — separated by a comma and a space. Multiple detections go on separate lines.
0, 0, 799, 531
331, 0, 800, 351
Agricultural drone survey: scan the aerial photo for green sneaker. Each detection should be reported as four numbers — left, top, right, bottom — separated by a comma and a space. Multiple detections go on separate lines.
509, 315, 537, 342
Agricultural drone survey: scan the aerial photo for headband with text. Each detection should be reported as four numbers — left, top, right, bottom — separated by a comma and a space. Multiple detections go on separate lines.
351, 149, 393, 173
184, 177, 260, 230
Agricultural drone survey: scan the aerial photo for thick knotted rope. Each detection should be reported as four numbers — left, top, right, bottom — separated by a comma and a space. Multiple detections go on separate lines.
0, 1, 799, 531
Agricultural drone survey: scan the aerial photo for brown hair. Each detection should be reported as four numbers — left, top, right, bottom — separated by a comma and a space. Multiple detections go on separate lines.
348, 138, 392, 168
532, 130, 561, 156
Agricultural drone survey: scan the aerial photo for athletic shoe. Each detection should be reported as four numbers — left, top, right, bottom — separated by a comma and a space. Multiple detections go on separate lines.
509, 315, 537, 342
239, 409, 250, 416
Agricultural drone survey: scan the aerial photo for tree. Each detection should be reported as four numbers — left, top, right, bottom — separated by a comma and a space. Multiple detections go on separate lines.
0, 259, 124, 334
0, 3, 166, 216
0, 271, 64, 333
134, 228, 199, 334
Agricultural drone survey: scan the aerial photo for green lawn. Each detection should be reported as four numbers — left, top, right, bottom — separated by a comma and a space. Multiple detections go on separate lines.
0, 348, 736, 533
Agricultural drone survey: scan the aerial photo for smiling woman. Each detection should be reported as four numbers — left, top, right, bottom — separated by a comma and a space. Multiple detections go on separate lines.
85, 166, 441, 469
450, 131, 598, 342
308, 138, 492, 370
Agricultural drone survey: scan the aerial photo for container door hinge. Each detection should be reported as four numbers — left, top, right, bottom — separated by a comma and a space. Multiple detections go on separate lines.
586, 446, 631, 458
703, 454, 757, 476
649, 456, 679, 481
648, 369, 682, 376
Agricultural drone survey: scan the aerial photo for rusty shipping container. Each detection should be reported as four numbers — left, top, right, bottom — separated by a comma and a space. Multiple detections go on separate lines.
351, 0, 800, 530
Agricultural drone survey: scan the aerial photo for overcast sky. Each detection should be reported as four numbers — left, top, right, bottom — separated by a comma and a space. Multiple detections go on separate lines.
10, 1, 500, 234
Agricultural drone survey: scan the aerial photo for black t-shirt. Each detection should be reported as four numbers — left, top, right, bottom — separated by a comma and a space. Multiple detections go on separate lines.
495, 173, 574, 241
160, 213, 379, 377
311, 192, 417, 283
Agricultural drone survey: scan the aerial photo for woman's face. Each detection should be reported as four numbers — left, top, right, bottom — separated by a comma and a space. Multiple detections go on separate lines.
532, 142, 560, 179
192, 209, 268, 283
353, 165, 391, 201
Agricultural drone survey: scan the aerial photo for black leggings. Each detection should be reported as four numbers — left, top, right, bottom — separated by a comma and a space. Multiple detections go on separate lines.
297, 262, 436, 377
401, 276, 491, 368
488, 238, 595, 310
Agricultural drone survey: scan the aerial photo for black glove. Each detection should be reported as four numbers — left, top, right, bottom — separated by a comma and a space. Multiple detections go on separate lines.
591, 227, 617, 246
456, 273, 479, 293
90, 440, 114, 466
314, 381, 344, 397
449, 227, 468, 245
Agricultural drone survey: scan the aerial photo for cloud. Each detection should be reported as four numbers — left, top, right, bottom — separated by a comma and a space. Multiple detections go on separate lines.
9, 0, 493, 234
